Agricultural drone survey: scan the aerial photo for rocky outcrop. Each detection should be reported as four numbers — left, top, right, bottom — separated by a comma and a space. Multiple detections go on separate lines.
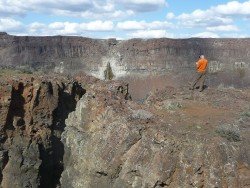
0, 73, 249, 188
0, 76, 85, 187
0, 34, 249, 86
61, 81, 250, 187
0, 33, 250, 188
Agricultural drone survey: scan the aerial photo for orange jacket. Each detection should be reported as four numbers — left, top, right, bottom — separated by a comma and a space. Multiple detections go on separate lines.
196, 58, 208, 73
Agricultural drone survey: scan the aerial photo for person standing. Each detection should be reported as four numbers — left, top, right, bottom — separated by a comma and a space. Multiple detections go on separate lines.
190, 55, 208, 92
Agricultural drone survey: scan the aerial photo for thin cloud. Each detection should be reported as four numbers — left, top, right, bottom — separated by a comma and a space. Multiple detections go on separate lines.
1, 19, 114, 36
118, 0, 167, 12
117, 20, 173, 30
128, 29, 174, 38
0, 18, 24, 32
177, 9, 233, 28
207, 25, 239, 32
0, 0, 167, 19
166, 12, 175, 20
175, 0, 250, 29
192, 32, 220, 38
213, 1, 250, 16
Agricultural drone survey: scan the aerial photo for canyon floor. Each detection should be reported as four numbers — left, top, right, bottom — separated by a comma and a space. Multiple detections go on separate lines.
0, 71, 249, 188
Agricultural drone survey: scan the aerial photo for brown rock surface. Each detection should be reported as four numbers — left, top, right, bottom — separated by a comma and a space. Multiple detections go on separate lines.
0, 72, 249, 188
0, 33, 250, 188
61, 81, 250, 188
0, 75, 85, 187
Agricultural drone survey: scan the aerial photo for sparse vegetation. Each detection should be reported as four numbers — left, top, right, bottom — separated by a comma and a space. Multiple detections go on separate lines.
215, 124, 241, 142
131, 109, 153, 120
0, 69, 21, 76
241, 109, 250, 117
164, 100, 182, 111
0, 68, 33, 76
20, 69, 33, 74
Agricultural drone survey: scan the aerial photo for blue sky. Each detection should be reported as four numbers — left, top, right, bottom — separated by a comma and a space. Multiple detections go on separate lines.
0, 0, 250, 39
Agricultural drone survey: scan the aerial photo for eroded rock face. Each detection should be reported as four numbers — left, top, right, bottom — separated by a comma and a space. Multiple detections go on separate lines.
0, 34, 249, 86
0, 73, 249, 188
0, 76, 85, 187
61, 82, 250, 187
0, 33, 249, 188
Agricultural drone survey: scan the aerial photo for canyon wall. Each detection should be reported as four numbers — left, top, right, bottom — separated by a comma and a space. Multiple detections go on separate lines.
0, 76, 85, 187
0, 33, 249, 87
0, 33, 250, 188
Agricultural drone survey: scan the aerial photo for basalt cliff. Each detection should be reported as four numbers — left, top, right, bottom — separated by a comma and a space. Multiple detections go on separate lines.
0, 33, 249, 87
0, 33, 250, 188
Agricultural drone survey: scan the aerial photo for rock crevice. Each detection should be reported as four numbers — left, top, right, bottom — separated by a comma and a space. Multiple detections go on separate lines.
0, 76, 85, 187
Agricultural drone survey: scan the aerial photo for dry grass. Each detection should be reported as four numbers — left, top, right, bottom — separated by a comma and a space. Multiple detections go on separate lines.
0, 69, 33, 77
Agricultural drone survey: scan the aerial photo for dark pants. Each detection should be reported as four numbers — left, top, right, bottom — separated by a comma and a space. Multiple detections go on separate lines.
191, 72, 206, 91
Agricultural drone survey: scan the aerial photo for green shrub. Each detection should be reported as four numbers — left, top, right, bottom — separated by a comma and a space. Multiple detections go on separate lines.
241, 110, 250, 117
164, 100, 182, 111
215, 124, 241, 142
21, 69, 33, 74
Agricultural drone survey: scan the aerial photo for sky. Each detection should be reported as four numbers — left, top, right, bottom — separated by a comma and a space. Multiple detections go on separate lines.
0, 0, 250, 39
